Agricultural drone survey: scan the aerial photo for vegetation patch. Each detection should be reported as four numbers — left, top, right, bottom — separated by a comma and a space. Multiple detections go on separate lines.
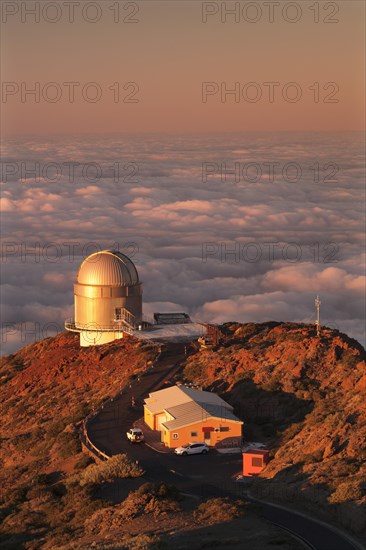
80, 454, 144, 485
328, 482, 362, 504
193, 497, 245, 525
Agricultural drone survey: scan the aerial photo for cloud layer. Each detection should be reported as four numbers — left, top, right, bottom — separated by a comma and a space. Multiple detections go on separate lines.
1, 132, 365, 354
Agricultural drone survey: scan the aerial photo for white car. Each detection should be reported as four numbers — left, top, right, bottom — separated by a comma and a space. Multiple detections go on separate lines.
174, 442, 209, 456
126, 428, 144, 443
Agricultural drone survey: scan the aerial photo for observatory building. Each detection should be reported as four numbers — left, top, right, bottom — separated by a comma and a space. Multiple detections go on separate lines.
65, 250, 143, 346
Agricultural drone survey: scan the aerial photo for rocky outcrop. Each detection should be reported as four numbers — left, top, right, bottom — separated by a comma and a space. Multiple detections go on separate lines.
184, 322, 366, 534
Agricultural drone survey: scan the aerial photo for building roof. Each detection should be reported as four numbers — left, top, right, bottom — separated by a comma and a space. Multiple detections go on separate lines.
144, 384, 242, 431
144, 385, 192, 413
243, 449, 269, 456
154, 312, 191, 325
181, 386, 233, 410
77, 250, 139, 287
144, 384, 233, 414
162, 400, 242, 431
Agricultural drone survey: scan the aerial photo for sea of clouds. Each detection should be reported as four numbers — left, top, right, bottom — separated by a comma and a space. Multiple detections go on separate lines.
1, 132, 365, 355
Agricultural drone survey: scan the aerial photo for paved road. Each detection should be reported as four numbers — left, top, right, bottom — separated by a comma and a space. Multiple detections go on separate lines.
251, 499, 362, 550
87, 343, 364, 550
87, 343, 187, 458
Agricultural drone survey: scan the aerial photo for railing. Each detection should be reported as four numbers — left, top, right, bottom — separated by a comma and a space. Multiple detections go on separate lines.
80, 346, 163, 462
65, 319, 133, 334
64, 320, 80, 331
142, 314, 155, 326
114, 307, 135, 327
81, 418, 110, 461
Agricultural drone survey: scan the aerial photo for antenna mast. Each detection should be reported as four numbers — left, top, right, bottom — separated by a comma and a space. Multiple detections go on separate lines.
315, 295, 321, 337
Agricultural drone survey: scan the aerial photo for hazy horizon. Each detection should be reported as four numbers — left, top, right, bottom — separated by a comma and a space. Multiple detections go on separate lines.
1, 131, 365, 355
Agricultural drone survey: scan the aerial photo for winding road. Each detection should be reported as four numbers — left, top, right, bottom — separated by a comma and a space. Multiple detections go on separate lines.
86, 343, 365, 550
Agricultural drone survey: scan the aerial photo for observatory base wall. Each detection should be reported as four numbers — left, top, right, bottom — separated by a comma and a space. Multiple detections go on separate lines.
79, 330, 125, 347
74, 294, 142, 327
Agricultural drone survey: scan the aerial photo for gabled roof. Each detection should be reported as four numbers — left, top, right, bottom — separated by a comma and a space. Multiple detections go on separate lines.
144, 385, 192, 414
144, 384, 233, 414
162, 400, 242, 431
180, 386, 233, 410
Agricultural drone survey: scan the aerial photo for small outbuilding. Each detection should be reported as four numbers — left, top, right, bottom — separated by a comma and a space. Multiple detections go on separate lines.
242, 449, 269, 476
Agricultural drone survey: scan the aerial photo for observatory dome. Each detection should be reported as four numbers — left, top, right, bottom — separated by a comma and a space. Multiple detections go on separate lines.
77, 250, 139, 286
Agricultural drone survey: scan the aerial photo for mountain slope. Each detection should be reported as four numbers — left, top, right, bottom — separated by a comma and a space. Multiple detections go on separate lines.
0, 331, 303, 549
0, 332, 156, 497
183, 322, 366, 534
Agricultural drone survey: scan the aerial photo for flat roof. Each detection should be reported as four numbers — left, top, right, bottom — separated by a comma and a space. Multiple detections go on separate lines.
243, 449, 269, 455
132, 323, 206, 342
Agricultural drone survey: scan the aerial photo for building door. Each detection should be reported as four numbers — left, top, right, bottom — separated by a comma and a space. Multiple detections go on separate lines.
156, 413, 168, 431
203, 427, 214, 442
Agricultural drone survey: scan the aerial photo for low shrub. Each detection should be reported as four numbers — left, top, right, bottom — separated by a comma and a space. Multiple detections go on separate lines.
302, 450, 324, 464
32, 473, 52, 485
74, 453, 94, 470
80, 454, 144, 485
144, 496, 180, 518
135, 482, 181, 501
262, 377, 282, 392
115, 533, 162, 550
47, 419, 67, 439
57, 430, 82, 459
61, 482, 109, 527
13, 432, 33, 452
184, 362, 203, 382
0, 486, 27, 506
328, 481, 362, 504
193, 497, 244, 524
26, 484, 50, 502
65, 402, 89, 424
30, 440, 49, 458
87, 483, 181, 528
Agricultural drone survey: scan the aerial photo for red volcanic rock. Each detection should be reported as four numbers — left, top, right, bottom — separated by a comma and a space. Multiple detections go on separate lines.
1, 322, 365, 540
0, 331, 156, 478
355, 373, 366, 392
183, 322, 366, 534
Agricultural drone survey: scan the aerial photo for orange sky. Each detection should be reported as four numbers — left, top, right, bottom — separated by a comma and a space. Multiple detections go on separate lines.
1, 0, 365, 135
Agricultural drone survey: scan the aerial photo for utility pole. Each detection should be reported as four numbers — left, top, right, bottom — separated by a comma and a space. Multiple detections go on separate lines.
315, 295, 321, 337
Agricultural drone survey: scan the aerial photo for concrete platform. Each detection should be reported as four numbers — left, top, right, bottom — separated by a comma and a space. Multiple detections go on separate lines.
132, 323, 206, 343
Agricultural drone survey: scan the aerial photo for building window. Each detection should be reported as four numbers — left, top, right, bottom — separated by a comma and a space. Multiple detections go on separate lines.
172, 433, 179, 439
191, 431, 198, 437
252, 457, 263, 467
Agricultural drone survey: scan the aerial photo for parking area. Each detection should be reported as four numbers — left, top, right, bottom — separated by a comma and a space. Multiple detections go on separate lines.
133, 417, 171, 454
86, 342, 242, 492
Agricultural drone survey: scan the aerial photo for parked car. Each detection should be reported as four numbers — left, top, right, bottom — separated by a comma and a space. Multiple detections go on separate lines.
126, 428, 144, 443
174, 442, 209, 456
